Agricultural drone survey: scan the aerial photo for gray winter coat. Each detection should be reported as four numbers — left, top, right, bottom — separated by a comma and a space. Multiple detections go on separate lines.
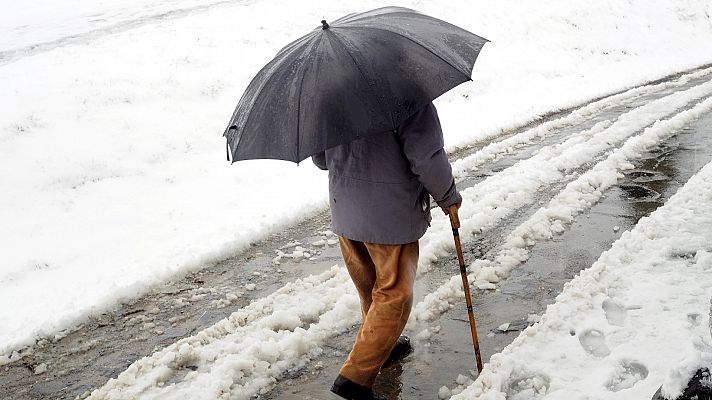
312, 103, 460, 245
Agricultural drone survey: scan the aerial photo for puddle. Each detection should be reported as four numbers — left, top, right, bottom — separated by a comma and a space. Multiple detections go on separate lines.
618, 184, 661, 202
625, 169, 670, 183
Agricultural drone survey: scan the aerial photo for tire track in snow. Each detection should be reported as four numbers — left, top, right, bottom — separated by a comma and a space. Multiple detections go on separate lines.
476, 94, 712, 289
0, 0, 257, 66
449, 67, 712, 182
85, 72, 712, 399
413, 77, 712, 283
415, 66, 712, 275
412, 78, 712, 326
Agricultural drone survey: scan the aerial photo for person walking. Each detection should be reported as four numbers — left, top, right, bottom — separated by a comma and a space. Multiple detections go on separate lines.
223, 7, 486, 397
312, 102, 462, 400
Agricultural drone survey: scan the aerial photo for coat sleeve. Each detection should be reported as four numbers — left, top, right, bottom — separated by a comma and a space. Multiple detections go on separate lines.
311, 151, 328, 170
396, 103, 461, 208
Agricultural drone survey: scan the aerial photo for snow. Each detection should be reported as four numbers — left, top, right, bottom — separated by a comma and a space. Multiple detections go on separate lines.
0, 0, 236, 56
1, 0, 712, 385
449, 67, 712, 179
33, 362, 48, 375
451, 160, 712, 400
86, 266, 361, 400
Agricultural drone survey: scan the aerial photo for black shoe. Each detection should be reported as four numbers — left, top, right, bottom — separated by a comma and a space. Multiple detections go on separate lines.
331, 375, 386, 400
382, 336, 413, 368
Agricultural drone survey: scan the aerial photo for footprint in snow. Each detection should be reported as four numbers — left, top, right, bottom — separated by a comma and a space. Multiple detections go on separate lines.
602, 298, 627, 326
578, 328, 611, 357
606, 361, 649, 392
505, 372, 551, 400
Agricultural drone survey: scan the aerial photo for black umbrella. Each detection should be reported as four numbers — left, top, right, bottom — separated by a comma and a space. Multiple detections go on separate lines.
223, 6, 488, 163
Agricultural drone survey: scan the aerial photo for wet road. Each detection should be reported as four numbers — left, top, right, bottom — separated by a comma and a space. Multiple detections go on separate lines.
2, 66, 711, 400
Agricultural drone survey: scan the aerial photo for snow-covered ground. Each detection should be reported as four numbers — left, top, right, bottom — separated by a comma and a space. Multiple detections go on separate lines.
451, 156, 712, 400
0, 0, 238, 55
2, 0, 712, 388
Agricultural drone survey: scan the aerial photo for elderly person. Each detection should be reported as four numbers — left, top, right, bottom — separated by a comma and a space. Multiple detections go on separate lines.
312, 102, 461, 400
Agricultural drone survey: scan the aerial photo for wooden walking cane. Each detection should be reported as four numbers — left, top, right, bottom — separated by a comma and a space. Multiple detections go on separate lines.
448, 205, 484, 373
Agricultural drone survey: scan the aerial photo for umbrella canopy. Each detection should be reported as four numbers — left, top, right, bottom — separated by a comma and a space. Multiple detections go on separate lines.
224, 6, 488, 163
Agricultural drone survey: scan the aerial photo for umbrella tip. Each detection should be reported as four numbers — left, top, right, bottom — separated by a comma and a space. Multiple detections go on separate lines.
321, 20, 329, 30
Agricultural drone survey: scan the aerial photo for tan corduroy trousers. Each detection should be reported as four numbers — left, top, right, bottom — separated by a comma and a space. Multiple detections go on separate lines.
337, 236, 419, 388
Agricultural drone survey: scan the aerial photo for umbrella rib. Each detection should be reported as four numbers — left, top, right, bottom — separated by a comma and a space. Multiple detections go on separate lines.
294, 36, 322, 161
274, 30, 318, 59
327, 31, 396, 130
338, 25, 474, 82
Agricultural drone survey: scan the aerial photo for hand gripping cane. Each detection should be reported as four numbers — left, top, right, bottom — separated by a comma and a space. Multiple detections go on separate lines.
448, 205, 483, 372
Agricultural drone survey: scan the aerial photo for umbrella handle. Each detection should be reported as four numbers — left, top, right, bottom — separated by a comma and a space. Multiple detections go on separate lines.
448, 205, 484, 373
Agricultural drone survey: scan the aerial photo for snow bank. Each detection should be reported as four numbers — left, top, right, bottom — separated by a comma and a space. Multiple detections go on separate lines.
452, 161, 712, 399
2, 0, 712, 359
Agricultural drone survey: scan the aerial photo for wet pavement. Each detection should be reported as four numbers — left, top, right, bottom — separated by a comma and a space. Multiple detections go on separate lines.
1, 67, 711, 400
